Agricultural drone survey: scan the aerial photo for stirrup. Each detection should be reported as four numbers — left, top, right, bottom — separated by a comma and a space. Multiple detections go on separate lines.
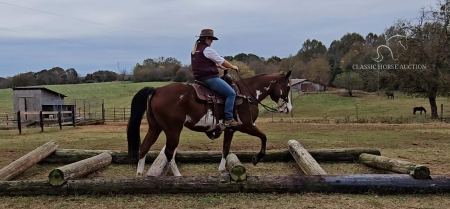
224, 119, 241, 127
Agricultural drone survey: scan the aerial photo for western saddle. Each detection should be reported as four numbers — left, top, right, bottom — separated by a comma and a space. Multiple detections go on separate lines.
189, 70, 247, 140
190, 72, 246, 105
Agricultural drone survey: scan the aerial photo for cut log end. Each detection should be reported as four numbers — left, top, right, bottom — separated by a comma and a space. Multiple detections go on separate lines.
48, 169, 65, 186
412, 166, 431, 180
230, 165, 247, 182
226, 153, 247, 182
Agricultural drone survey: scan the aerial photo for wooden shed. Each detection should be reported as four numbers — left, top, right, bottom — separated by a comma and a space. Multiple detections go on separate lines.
13, 87, 74, 121
290, 79, 325, 93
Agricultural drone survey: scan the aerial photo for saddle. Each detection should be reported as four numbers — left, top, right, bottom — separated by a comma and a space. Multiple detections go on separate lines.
190, 74, 246, 105
188, 71, 248, 140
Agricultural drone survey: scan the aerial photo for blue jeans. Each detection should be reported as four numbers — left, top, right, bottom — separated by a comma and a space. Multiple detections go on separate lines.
204, 77, 236, 120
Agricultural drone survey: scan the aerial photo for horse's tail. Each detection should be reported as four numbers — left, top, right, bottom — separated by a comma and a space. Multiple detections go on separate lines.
127, 86, 156, 164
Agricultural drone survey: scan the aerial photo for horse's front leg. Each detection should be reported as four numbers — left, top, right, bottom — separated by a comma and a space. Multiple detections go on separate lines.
219, 129, 235, 172
239, 126, 267, 166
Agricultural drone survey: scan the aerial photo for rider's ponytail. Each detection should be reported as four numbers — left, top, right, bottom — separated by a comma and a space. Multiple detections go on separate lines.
191, 37, 207, 55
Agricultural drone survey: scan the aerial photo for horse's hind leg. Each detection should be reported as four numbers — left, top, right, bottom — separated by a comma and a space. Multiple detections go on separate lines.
136, 122, 162, 176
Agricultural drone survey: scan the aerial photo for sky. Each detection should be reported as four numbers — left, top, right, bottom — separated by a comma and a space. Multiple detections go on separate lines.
0, 0, 439, 77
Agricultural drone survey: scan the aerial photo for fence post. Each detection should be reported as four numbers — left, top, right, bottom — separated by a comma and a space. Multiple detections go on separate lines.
102, 103, 105, 122
72, 108, 76, 127
39, 111, 44, 132
6, 114, 8, 125
17, 111, 21, 134
58, 111, 62, 130
441, 104, 444, 121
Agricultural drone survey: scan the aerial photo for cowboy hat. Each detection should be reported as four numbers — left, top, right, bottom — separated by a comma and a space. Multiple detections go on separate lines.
196, 29, 218, 40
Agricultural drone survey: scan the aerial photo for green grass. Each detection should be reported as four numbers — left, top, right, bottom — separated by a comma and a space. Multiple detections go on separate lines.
264, 92, 450, 122
1, 123, 450, 208
0, 81, 172, 113
1, 81, 450, 123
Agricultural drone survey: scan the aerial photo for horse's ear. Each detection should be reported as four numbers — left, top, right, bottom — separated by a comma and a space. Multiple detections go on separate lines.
285, 70, 292, 79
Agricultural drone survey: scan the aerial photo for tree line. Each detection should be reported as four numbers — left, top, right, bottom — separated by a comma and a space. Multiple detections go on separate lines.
0, 0, 448, 119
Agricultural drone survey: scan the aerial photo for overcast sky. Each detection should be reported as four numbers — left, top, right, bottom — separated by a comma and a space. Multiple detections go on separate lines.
0, 0, 438, 77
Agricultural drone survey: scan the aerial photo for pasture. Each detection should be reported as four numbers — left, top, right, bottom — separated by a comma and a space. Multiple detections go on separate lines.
1, 123, 450, 208
1, 81, 450, 208
1, 81, 449, 120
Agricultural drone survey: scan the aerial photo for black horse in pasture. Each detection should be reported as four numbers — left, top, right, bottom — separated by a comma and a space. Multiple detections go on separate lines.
385, 92, 394, 99
413, 106, 426, 115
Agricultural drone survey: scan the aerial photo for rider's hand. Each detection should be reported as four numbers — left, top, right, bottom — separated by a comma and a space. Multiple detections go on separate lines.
231, 65, 239, 71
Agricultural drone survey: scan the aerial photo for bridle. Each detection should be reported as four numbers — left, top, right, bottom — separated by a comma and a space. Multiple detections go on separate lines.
231, 69, 290, 113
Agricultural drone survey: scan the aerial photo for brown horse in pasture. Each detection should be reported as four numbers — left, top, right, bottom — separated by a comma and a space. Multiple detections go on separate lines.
127, 70, 292, 176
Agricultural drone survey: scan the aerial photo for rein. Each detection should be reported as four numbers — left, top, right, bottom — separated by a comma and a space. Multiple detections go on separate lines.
229, 69, 284, 113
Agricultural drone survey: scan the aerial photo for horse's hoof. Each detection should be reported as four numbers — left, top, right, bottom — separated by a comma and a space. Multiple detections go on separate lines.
252, 155, 260, 166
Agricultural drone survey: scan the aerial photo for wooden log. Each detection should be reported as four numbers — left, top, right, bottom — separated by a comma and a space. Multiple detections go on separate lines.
146, 146, 179, 177
40, 148, 381, 164
288, 140, 327, 175
0, 140, 58, 181
0, 174, 449, 196
146, 146, 169, 177
359, 153, 431, 179
48, 152, 112, 186
226, 153, 246, 182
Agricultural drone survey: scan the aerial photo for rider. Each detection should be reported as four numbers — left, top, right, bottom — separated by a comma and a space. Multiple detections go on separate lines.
191, 29, 240, 127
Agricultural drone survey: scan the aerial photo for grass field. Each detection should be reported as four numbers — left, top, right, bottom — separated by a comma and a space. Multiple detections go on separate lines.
1, 81, 450, 121
1, 122, 450, 208
1, 82, 450, 208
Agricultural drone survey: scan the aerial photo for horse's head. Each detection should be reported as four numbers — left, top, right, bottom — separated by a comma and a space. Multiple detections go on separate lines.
267, 71, 293, 114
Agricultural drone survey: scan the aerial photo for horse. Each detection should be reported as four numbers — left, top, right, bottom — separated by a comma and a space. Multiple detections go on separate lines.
413, 106, 426, 115
385, 92, 394, 99
127, 70, 293, 176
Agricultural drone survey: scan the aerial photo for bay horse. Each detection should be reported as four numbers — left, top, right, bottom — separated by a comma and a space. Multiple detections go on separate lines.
127, 70, 293, 176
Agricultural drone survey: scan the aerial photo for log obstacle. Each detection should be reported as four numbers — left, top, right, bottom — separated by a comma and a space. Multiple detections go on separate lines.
288, 140, 327, 175
0, 174, 449, 196
146, 146, 170, 177
145, 146, 182, 177
0, 140, 58, 181
48, 152, 112, 186
226, 153, 246, 182
39, 148, 381, 164
359, 153, 431, 179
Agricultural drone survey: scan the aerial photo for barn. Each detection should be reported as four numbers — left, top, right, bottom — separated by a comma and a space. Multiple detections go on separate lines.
13, 87, 74, 121
290, 79, 324, 93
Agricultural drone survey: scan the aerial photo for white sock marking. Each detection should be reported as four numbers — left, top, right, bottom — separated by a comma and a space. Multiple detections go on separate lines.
136, 154, 146, 176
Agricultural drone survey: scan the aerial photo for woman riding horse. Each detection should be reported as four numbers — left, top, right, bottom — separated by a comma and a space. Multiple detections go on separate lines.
127, 30, 293, 177
191, 29, 240, 127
